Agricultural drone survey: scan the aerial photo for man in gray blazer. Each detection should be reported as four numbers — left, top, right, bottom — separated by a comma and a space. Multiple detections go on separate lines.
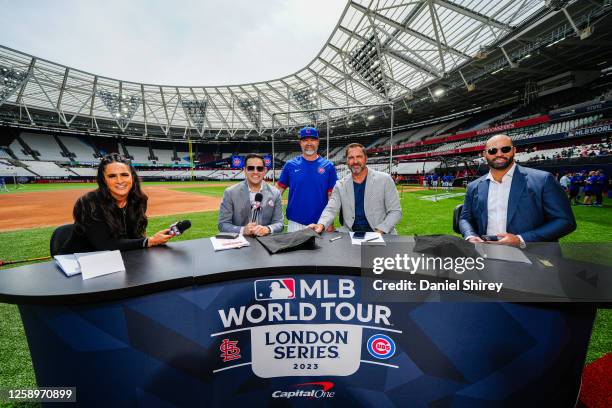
308, 143, 402, 234
218, 154, 284, 236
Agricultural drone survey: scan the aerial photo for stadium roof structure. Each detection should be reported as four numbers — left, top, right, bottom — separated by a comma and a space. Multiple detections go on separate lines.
0, 0, 609, 141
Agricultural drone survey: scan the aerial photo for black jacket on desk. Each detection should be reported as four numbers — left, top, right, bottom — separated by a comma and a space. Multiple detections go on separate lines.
59, 205, 147, 254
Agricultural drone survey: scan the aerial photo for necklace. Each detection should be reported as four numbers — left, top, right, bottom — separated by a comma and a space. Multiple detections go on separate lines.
120, 203, 128, 236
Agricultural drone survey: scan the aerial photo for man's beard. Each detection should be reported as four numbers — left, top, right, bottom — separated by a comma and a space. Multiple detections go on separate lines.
302, 148, 316, 156
350, 164, 365, 175
487, 156, 513, 170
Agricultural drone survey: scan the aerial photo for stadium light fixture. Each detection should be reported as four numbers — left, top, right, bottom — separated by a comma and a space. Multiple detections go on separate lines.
367, 114, 375, 120
433, 88, 446, 97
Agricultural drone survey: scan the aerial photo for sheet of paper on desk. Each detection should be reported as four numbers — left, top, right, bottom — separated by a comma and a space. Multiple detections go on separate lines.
475, 244, 532, 264
350, 231, 385, 246
54, 251, 109, 277
54, 255, 81, 276
77, 250, 126, 280
210, 235, 250, 251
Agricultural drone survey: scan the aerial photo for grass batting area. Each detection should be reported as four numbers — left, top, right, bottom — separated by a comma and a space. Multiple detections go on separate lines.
1, 181, 611, 394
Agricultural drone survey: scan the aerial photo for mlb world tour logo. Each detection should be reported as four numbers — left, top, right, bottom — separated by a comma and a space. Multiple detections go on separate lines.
213, 278, 401, 378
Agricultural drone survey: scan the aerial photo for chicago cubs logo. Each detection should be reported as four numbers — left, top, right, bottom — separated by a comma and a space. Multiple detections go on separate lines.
318, 167, 325, 175
232, 158, 241, 166
367, 334, 395, 359
254, 278, 295, 301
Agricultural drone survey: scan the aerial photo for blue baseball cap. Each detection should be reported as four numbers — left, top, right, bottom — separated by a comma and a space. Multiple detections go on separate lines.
298, 127, 319, 139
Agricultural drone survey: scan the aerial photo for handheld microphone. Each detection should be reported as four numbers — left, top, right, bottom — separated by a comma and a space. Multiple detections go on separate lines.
170, 220, 192, 236
251, 193, 263, 223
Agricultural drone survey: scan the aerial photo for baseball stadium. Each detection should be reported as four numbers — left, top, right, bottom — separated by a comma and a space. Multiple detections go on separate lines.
1, 0, 612, 406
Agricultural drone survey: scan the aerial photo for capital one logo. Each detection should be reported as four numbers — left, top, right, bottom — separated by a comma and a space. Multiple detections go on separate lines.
272, 382, 335, 399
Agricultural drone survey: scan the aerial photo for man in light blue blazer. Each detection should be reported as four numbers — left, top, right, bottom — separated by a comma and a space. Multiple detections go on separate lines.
309, 143, 402, 234
459, 134, 576, 247
218, 154, 284, 236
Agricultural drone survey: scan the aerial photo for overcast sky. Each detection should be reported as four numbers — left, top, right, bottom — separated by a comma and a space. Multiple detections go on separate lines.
0, 0, 346, 86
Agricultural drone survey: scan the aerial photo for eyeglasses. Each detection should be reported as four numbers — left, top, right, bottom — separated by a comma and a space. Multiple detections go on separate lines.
246, 165, 265, 172
486, 146, 513, 155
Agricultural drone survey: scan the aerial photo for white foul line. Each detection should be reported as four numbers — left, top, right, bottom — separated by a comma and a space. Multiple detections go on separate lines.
361, 360, 399, 369
212, 362, 252, 373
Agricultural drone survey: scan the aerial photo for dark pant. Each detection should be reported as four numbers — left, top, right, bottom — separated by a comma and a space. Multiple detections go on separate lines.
596, 190, 603, 205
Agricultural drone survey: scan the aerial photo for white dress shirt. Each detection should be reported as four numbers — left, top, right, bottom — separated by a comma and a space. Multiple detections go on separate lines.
486, 163, 516, 235
484, 163, 525, 247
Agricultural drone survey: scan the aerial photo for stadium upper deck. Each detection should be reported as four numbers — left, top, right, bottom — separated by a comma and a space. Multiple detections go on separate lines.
1, 0, 610, 142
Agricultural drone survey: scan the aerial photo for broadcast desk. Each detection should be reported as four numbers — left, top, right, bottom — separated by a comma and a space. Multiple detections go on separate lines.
0, 234, 607, 407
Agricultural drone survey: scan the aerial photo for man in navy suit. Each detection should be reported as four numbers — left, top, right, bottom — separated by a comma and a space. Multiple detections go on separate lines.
459, 134, 576, 247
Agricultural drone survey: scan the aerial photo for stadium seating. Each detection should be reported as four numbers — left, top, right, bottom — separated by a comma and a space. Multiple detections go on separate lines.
176, 152, 191, 164
124, 145, 150, 164
0, 160, 35, 177
68, 167, 97, 177
461, 108, 517, 132
396, 161, 441, 174
395, 114, 606, 158
8, 139, 34, 160
0, 148, 11, 160
20, 133, 65, 161
153, 149, 175, 165
58, 136, 97, 161
516, 142, 609, 162
138, 170, 190, 178
21, 161, 73, 177
1, 83, 608, 183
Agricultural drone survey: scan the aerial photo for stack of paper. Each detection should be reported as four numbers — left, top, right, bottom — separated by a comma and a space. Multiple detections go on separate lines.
210, 235, 250, 251
54, 250, 126, 279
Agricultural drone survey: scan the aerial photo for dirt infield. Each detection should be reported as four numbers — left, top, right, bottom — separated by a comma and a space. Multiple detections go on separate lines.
0, 186, 222, 232
398, 185, 426, 192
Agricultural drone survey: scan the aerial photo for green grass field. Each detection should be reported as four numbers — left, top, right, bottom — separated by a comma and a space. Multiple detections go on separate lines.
1, 182, 611, 397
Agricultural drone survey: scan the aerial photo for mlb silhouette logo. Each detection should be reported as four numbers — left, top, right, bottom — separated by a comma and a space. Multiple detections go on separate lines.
264, 157, 271, 167
254, 278, 295, 301
318, 167, 325, 174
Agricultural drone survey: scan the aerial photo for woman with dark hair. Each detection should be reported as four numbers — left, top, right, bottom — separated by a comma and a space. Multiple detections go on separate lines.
60, 154, 174, 254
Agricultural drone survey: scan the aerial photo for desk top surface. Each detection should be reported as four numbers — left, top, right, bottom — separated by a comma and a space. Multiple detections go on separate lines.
0, 234, 609, 305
